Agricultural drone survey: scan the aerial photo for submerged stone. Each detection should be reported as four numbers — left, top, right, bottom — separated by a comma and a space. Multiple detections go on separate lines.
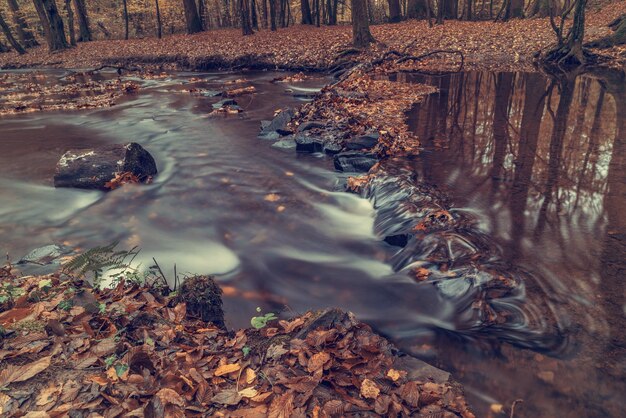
295, 133, 324, 153
212, 98, 237, 109
53, 143, 157, 191
260, 108, 295, 136
333, 151, 378, 172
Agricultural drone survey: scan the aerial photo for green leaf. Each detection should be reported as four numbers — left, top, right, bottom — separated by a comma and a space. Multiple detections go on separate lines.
115, 363, 129, 377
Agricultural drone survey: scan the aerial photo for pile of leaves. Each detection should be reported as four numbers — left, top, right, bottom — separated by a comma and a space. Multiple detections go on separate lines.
0, 73, 138, 116
0, 2, 624, 72
291, 69, 436, 157
0, 269, 474, 417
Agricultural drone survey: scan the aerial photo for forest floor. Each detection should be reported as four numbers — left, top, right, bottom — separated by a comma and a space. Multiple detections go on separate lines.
0, 1, 625, 72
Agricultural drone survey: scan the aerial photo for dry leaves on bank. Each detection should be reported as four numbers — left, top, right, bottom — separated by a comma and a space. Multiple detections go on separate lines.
0, 269, 474, 417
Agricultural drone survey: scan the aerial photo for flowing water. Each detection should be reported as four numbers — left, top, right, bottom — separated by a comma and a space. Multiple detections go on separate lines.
0, 69, 624, 417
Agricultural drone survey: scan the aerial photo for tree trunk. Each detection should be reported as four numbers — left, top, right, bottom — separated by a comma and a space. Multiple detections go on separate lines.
73, 0, 91, 41
388, 0, 401, 22
182, 0, 203, 33
0, 11, 26, 54
251, 0, 258, 29
351, 0, 375, 47
301, 0, 313, 24
122, 0, 129, 39
33, 0, 69, 51
507, 72, 547, 259
64, 0, 76, 46
442, 0, 457, 19
240, 0, 253, 35
407, 0, 427, 19
262, 0, 268, 28
504, 0, 524, 19
155, 0, 162, 38
7, 0, 38, 47
491, 72, 514, 182
529, 0, 550, 17
465, 0, 473, 20
269, 0, 277, 29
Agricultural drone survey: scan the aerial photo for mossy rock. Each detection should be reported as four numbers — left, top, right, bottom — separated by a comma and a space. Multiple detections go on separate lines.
175, 275, 225, 328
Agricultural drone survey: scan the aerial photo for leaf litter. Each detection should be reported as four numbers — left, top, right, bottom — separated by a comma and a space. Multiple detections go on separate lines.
0, 265, 475, 417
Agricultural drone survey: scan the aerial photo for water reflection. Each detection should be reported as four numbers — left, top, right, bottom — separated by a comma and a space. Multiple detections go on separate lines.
400, 69, 625, 417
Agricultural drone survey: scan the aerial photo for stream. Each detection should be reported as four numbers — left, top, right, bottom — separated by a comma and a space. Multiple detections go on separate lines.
0, 68, 624, 417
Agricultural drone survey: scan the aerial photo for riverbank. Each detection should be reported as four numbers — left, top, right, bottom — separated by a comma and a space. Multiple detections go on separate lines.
0, 2, 625, 72
0, 266, 474, 417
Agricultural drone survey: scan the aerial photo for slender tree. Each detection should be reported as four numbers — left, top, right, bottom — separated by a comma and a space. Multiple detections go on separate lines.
155, 0, 163, 38
122, 0, 129, 39
240, 0, 253, 35
182, 0, 203, 33
351, 0, 375, 47
7, 0, 38, 47
407, 0, 428, 19
64, 0, 76, 46
269, 0, 277, 30
441, 0, 457, 19
301, 0, 313, 24
0, 10, 26, 54
73, 0, 92, 41
388, 0, 401, 22
33, 0, 69, 51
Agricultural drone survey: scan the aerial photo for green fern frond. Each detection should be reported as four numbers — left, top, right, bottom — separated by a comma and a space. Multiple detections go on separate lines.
62, 242, 140, 286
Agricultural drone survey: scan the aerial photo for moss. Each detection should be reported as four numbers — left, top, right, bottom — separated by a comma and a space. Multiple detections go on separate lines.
174, 275, 225, 328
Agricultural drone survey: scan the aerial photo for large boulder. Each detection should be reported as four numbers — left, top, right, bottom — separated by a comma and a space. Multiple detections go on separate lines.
54, 143, 157, 191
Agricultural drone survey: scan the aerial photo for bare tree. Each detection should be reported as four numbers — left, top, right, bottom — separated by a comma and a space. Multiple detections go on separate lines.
182, 0, 203, 33
32, 0, 69, 51
0, 10, 26, 54
352, 0, 375, 47
73, 0, 92, 41
542, 0, 589, 66
155, 0, 163, 38
7, 0, 38, 48
301, 0, 313, 24
122, 0, 130, 39
388, 0, 401, 22
64, 0, 76, 46
240, 0, 253, 35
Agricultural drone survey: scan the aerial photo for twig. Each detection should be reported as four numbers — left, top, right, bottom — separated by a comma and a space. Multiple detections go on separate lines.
151, 257, 169, 290
510, 399, 523, 418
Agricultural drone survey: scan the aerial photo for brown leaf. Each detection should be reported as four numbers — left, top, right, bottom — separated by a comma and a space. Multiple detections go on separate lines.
360, 378, 380, 399
155, 388, 185, 407
0, 355, 51, 386
90, 338, 117, 357
268, 391, 294, 418
214, 363, 241, 376
307, 351, 331, 374
400, 381, 421, 407
211, 389, 242, 406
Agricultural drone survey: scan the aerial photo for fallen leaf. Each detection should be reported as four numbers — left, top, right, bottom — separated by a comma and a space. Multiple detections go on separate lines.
0, 356, 51, 386
211, 389, 242, 406
238, 387, 258, 398
360, 378, 380, 399
214, 363, 241, 376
